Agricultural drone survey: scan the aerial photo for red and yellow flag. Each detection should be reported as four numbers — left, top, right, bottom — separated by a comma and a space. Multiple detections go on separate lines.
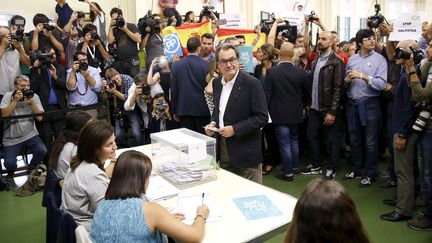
162, 20, 213, 47
217, 28, 266, 51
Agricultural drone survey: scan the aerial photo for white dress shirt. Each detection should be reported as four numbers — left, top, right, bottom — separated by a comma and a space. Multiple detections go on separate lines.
219, 70, 240, 128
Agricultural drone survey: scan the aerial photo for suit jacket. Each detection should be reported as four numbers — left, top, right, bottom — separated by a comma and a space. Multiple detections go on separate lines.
265, 62, 311, 124
212, 71, 268, 168
171, 55, 210, 116
30, 63, 67, 111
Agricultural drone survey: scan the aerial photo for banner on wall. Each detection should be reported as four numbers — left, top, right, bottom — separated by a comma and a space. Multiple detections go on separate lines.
389, 12, 426, 41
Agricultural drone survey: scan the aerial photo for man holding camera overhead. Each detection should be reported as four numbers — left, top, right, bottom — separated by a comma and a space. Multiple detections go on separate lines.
66, 50, 102, 118
0, 75, 47, 183
139, 13, 164, 69
107, 8, 141, 78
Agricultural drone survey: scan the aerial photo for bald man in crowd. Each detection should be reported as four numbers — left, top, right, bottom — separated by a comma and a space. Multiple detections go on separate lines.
264, 42, 310, 181
301, 31, 344, 180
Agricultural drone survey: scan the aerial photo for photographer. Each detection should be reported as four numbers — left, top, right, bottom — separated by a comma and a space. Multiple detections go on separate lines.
0, 75, 47, 183
29, 13, 65, 63
107, 8, 141, 78
104, 67, 141, 147
149, 92, 175, 132
0, 26, 31, 96
139, 13, 164, 69
29, 48, 67, 155
406, 40, 432, 230
62, 11, 83, 69
158, 0, 182, 27
78, 23, 110, 74
10, 15, 31, 56
124, 73, 163, 144
66, 51, 102, 118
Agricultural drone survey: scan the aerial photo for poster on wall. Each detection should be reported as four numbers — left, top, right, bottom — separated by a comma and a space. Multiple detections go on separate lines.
389, 12, 426, 41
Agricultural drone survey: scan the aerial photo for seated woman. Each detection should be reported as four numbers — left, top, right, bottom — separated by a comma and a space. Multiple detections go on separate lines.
61, 120, 117, 232
48, 111, 92, 179
284, 178, 370, 243
91, 150, 209, 243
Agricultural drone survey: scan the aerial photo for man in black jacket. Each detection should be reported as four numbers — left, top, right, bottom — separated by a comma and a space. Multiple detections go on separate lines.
204, 44, 268, 183
29, 47, 67, 155
300, 31, 344, 179
264, 42, 311, 181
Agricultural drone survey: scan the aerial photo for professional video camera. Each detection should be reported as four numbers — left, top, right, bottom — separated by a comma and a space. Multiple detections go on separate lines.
115, 15, 126, 28
367, 3, 386, 29
29, 51, 54, 69
12, 88, 34, 101
137, 10, 161, 35
260, 19, 297, 43
393, 46, 424, 64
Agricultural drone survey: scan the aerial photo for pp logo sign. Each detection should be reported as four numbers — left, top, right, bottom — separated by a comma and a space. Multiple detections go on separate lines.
163, 32, 183, 59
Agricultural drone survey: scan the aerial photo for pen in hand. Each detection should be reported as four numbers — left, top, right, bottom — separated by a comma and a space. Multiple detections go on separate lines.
202, 193, 205, 205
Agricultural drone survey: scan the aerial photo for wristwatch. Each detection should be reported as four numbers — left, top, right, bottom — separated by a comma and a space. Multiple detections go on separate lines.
396, 133, 406, 139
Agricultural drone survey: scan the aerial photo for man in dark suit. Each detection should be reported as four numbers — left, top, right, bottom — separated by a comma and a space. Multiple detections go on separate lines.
264, 42, 311, 181
204, 44, 268, 183
171, 36, 210, 134
29, 47, 67, 156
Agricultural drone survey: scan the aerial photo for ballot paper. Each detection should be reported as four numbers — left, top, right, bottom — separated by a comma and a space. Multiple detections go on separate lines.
177, 192, 223, 224
145, 172, 180, 202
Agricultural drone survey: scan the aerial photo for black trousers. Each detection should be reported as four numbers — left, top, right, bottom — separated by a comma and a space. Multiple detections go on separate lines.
179, 116, 210, 135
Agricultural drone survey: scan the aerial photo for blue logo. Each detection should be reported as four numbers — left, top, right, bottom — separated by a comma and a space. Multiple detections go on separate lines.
163, 33, 183, 59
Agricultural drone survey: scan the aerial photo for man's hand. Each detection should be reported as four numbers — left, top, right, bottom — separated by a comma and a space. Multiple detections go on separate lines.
72, 61, 80, 73
324, 113, 335, 126
394, 137, 406, 151
14, 90, 23, 102
378, 22, 393, 37
219, 125, 235, 138
0, 34, 11, 48
49, 64, 57, 80
204, 123, 217, 136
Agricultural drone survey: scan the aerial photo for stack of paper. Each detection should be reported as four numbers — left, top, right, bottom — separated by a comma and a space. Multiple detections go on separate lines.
145, 172, 181, 202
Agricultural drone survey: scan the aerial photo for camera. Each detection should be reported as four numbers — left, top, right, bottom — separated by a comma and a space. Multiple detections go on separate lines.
201, 5, 215, 17
155, 100, 165, 111
367, 4, 385, 29
90, 32, 100, 40
77, 11, 85, 19
278, 21, 298, 43
137, 84, 151, 97
115, 16, 126, 28
107, 80, 116, 89
11, 29, 24, 41
307, 11, 318, 22
113, 108, 125, 127
13, 88, 34, 101
393, 46, 424, 65
78, 61, 89, 71
137, 10, 161, 35
43, 21, 56, 31
29, 51, 54, 69
412, 108, 431, 133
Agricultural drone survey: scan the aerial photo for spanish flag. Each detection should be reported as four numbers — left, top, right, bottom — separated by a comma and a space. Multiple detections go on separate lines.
217, 28, 267, 51
162, 20, 213, 47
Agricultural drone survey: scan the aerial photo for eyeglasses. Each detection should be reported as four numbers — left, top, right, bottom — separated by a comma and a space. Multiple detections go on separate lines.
218, 57, 238, 66
362, 37, 376, 42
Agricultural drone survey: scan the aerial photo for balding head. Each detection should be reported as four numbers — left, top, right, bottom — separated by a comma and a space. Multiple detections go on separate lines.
396, 40, 419, 50
279, 42, 295, 61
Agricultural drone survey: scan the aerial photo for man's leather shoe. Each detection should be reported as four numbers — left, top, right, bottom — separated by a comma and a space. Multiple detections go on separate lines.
380, 211, 412, 222
276, 174, 294, 181
383, 199, 397, 206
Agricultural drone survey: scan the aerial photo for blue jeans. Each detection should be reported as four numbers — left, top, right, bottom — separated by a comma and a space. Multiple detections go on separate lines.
115, 109, 143, 147
306, 109, 342, 170
3, 135, 47, 173
420, 128, 432, 219
346, 99, 382, 178
274, 124, 299, 175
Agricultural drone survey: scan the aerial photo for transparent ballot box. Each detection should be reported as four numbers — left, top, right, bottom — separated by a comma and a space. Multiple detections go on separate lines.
150, 128, 217, 189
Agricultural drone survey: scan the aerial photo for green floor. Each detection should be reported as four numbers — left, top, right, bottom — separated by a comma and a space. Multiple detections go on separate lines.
1, 158, 431, 243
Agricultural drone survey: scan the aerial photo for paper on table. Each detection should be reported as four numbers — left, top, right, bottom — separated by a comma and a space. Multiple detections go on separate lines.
146, 172, 180, 202
177, 192, 223, 224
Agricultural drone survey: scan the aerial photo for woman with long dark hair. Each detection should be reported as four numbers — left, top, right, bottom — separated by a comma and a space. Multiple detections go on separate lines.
61, 120, 117, 232
48, 111, 92, 179
91, 150, 209, 242
285, 179, 370, 243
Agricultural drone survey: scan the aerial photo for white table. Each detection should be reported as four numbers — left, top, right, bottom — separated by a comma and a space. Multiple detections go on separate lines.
116, 145, 297, 243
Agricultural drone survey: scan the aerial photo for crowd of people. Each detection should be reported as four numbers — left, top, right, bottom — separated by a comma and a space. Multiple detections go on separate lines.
1, 0, 432, 241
